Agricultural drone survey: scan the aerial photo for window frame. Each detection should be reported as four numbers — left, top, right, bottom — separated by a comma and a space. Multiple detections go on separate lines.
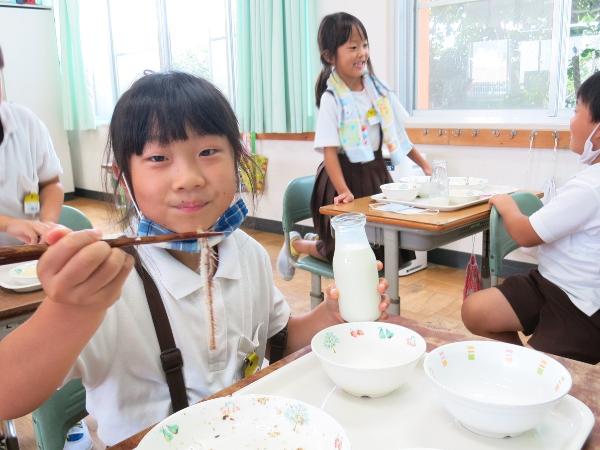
95, 0, 236, 125
396, 0, 587, 127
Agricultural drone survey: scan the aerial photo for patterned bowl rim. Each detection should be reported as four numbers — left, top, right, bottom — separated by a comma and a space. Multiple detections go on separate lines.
311, 322, 427, 371
423, 340, 573, 408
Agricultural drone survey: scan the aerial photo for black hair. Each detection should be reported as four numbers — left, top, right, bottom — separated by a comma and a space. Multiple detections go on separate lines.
0, 46, 3, 69
105, 71, 255, 224
577, 71, 600, 123
314, 12, 373, 108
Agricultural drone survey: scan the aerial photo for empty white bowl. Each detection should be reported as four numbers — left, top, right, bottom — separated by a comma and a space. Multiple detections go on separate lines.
449, 177, 488, 190
380, 183, 418, 201
8, 261, 39, 285
448, 189, 484, 204
311, 322, 426, 398
424, 341, 572, 438
397, 176, 431, 197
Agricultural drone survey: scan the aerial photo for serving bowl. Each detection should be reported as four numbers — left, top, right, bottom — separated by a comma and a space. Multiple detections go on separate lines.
397, 176, 431, 197
311, 322, 426, 398
8, 261, 39, 285
380, 183, 418, 201
423, 341, 572, 438
137, 394, 350, 450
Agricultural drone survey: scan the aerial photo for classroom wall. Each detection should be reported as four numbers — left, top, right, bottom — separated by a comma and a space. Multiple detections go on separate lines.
68, 0, 583, 262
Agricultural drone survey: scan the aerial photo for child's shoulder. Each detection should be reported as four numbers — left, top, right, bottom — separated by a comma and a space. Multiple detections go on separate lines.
227, 229, 270, 260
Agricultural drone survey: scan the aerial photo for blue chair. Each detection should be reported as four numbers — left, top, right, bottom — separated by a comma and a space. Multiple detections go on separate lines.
281, 176, 334, 309
58, 205, 93, 231
489, 191, 543, 286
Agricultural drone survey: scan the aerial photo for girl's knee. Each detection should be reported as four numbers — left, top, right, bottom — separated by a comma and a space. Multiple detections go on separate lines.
461, 290, 492, 333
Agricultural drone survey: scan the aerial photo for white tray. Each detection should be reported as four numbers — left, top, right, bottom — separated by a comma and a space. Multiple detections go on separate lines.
0, 262, 42, 292
236, 353, 594, 450
371, 185, 518, 212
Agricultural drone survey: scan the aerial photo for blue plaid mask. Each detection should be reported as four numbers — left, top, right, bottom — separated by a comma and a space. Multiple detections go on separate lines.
137, 198, 248, 252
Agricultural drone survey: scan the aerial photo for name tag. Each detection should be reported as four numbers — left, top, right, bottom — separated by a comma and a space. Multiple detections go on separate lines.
23, 192, 40, 215
366, 107, 380, 125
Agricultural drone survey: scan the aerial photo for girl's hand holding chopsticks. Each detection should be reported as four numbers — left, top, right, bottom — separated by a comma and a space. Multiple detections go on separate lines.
37, 228, 134, 312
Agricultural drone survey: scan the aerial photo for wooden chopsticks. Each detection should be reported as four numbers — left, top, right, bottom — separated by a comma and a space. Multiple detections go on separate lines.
0, 231, 224, 265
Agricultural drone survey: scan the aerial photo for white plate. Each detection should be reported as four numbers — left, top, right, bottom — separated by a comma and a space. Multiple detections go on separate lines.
136, 394, 351, 450
236, 353, 594, 450
372, 185, 518, 212
0, 262, 42, 292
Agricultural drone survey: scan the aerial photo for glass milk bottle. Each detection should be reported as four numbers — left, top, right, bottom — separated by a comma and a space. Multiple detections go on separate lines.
331, 213, 380, 322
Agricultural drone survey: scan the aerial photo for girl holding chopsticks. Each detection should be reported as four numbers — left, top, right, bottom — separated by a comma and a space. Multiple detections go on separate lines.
0, 72, 390, 444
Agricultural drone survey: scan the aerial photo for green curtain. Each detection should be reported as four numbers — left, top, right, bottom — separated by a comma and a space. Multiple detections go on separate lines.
56, 0, 96, 130
236, 0, 318, 133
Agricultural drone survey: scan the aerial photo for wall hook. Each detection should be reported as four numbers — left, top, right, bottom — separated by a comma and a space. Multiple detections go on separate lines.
492, 129, 501, 137
452, 129, 461, 137
438, 129, 445, 137
472, 129, 479, 137
510, 130, 517, 139
423, 128, 428, 135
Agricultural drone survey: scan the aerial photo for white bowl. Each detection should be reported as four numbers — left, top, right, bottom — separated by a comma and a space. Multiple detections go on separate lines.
424, 341, 572, 438
397, 176, 431, 197
448, 189, 484, 204
137, 394, 350, 449
380, 183, 418, 201
8, 261, 39, 285
449, 177, 488, 190
311, 322, 426, 398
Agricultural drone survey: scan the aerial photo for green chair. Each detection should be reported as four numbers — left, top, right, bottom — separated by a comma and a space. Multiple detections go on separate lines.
58, 205, 93, 231
31, 205, 92, 450
32, 380, 87, 450
282, 176, 334, 309
489, 191, 543, 286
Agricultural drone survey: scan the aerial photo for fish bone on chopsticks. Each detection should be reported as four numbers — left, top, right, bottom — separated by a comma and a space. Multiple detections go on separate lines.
0, 231, 223, 265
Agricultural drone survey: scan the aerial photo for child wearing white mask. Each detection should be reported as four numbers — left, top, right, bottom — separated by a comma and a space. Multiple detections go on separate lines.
461, 71, 600, 364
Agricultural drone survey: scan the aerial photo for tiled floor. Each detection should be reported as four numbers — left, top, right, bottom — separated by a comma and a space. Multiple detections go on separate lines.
11, 197, 470, 449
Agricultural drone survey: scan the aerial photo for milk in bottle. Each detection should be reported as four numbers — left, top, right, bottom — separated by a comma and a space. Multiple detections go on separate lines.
331, 213, 380, 322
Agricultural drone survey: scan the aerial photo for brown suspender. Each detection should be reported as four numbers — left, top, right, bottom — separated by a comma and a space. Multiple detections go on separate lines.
125, 249, 189, 413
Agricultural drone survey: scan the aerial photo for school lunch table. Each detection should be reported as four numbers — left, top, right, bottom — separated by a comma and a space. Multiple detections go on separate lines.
320, 195, 503, 315
109, 316, 600, 450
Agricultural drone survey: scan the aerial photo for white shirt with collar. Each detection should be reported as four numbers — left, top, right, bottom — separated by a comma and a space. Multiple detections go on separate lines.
529, 163, 600, 316
66, 229, 290, 446
0, 101, 62, 245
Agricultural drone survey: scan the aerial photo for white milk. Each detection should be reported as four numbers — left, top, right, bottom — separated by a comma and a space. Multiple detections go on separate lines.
333, 243, 380, 322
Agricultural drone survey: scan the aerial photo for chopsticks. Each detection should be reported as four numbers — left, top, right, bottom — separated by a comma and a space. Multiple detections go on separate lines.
0, 231, 224, 265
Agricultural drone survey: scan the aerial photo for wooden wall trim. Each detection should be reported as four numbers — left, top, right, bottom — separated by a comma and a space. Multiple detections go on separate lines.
255, 129, 571, 149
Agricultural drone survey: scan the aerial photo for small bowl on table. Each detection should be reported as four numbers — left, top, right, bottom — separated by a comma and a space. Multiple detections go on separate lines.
397, 175, 431, 197
380, 183, 418, 201
424, 340, 572, 438
448, 189, 484, 205
311, 322, 426, 398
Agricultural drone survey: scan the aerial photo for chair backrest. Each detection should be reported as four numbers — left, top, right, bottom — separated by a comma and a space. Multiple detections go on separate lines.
58, 205, 93, 231
489, 191, 543, 279
281, 175, 316, 234
32, 379, 87, 450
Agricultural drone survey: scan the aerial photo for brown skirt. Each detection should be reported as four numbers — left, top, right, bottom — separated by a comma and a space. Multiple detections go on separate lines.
310, 148, 416, 264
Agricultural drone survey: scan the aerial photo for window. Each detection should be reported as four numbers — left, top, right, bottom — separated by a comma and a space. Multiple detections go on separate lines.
401, 0, 600, 116
79, 0, 235, 123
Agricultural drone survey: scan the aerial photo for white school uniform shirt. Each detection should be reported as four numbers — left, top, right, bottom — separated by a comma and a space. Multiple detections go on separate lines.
66, 229, 290, 446
529, 163, 600, 316
314, 89, 413, 166
0, 101, 62, 245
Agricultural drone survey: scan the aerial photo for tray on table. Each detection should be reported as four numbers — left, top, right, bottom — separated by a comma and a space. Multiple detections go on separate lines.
235, 352, 594, 450
371, 185, 518, 212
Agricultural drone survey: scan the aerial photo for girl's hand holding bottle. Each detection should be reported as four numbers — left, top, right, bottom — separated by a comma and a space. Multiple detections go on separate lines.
37, 227, 134, 312
324, 260, 391, 322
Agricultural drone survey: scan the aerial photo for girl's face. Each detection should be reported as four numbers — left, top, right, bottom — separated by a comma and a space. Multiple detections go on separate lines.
570, 100, 600, 154
130, 132, 237, 233
333, 27, 369, 88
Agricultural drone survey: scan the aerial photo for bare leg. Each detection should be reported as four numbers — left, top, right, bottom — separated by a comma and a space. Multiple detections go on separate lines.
292, 239, 328, 261
461, 288, 524, 346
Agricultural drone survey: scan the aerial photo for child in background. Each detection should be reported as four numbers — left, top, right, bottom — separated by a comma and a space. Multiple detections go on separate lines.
278, 12, 431, 280
462, 71, 600, 364
0, 44, 64, 245
0, 72, 390, 445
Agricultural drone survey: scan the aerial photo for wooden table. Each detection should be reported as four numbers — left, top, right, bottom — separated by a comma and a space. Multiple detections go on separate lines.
0, 286, 44, 338
111, 317, 599, 449
320, 196, 496, 314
